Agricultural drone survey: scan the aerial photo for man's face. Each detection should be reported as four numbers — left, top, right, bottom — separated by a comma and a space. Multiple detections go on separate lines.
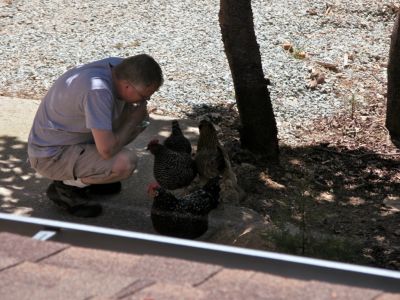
119, 80, 158, 104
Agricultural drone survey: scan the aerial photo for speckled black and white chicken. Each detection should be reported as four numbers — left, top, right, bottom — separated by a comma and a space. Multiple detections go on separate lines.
163, 120, 192, 154
147, 176, 221, 239
147, 139, 197, 190
194, 119, 245, 204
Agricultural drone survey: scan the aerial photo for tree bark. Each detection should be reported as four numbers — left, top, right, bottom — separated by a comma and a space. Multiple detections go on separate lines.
219, 0, 279, 160
386, 11, 400, 144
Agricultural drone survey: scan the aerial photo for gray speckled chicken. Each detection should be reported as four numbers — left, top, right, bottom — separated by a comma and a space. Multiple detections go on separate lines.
163, 120, 192, 155
148, 176, 221, 239
147, 139, 197, 190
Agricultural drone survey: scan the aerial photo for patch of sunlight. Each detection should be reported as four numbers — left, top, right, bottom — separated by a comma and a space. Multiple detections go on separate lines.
316, 192, 335, 203
263, 177, 286, 190
13, 207, 33, 215
10, 185, 24, 190
158, 129, 170, 138
33, 173, 44, 179
9, 156, 23, 162
347, 196, 366, 206
239, 226, 255, 238
291, 213, 302, 222
0, 187, 12, 197
11, 167, 23, 174
21, 174, 33, 181
288, 158, 304, 167
380, 210, 398, 217
182, 125, 199, 135
242, 212, 256, 222
2, 161, 14, 168
1, 176, 14, 182
383, 195, 400, 211
2, 198, 18, 204
11, 144, 25, 150
374, 235, 385, 243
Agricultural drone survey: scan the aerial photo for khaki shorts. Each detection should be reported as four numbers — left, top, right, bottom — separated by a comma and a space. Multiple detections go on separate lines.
29, 144, 135, 181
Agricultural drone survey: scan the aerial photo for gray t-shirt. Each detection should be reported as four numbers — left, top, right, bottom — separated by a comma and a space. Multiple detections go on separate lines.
28, 57, 126, 158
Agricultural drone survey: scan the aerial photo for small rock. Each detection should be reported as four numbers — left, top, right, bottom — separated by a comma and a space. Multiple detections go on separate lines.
308, 79, 318, 90
316, 73, 325, 84
282, 41, 293, 51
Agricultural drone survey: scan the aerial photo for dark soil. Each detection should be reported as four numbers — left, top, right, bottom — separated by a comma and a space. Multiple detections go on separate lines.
188, 85, 400, 271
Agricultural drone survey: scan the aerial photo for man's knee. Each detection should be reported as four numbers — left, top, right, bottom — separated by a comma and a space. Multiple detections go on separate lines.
112, 150, 138, 179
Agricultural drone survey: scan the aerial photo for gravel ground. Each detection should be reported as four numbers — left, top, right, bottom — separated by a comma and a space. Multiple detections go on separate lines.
0, 0, 397, 142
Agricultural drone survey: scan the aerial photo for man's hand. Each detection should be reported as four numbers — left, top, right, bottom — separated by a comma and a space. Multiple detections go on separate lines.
113, 101, 148, 131
127, 101, 150, 134
127, 100, 148, 125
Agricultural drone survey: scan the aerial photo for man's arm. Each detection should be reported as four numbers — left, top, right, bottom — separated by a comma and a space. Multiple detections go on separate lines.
92, 102, 148, 160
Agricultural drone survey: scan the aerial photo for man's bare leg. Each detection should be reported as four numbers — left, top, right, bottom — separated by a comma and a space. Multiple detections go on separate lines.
81, 149, 138, 185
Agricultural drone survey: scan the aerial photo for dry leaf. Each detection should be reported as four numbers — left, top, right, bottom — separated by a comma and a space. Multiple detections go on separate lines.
325, 4, 333, 15
315, 60, 339, 72
306, 9, 318, 16
316, 73, 325, 84
282, 42, 293, 51
295, 51, 307, 59
308, 79, 318, 90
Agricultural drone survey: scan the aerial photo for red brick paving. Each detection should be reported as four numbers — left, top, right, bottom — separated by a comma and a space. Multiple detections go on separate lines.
0, 232, 67, 261
0, 232, 398, 300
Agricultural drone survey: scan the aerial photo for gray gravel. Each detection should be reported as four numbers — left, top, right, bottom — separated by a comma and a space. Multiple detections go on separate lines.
0, 0, 396, 143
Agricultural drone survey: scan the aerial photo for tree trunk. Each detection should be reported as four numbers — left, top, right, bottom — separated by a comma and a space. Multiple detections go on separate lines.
386, 11, 400, 144
219, 0, 279, 160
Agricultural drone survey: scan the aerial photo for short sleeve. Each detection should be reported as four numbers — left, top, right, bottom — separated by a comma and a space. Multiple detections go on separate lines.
84, 90, 114, 131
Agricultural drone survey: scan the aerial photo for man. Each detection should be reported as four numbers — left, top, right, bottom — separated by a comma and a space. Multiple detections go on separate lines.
28, 54, 163, 217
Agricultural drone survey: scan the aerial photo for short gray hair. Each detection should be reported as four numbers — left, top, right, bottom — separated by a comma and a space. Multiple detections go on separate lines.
114, 54, 163, 88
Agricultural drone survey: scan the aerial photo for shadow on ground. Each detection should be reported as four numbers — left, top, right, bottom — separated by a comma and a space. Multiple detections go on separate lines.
186, 102, 400, 270
0, 115, 199, 232
0, 135, 49, 215
1, 103, 399, 270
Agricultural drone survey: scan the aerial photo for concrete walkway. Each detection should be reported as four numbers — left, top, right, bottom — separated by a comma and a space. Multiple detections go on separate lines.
0, 96, 199, 232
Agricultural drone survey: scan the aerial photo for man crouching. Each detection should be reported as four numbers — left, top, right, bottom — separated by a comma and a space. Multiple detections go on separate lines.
27, 54, 163, 217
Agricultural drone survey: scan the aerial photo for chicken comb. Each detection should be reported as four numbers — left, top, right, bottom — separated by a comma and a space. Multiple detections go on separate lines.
147, 182, 160, 191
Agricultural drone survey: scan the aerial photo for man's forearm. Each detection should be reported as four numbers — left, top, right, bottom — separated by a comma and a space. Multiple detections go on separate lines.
113, 103, 148, 148
92, 103, 148, 160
